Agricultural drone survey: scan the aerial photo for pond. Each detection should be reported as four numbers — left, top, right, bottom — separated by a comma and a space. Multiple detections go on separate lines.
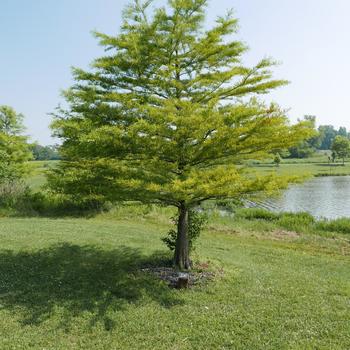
248, 176, 350, 219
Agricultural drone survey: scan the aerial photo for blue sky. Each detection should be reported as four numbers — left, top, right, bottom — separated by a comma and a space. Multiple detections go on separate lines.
1, 0, 349, 144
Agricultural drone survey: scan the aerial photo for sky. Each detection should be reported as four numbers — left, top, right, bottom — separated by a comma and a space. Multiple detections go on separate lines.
1, 0, 349, 145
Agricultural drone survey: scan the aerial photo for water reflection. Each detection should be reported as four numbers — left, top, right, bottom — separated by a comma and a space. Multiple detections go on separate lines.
251, 176, 350, 219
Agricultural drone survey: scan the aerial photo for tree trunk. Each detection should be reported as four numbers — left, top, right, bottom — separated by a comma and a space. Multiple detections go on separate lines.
174, 203, 191, 270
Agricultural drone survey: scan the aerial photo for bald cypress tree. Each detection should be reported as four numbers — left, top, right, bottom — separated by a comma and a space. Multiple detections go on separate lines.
50, 0, 312, 269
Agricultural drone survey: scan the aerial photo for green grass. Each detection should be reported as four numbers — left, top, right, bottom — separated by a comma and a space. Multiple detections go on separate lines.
252, 151, 350, 177
234, 207, 350, 236
26, 161, 58, 190
0, 212, 349, 349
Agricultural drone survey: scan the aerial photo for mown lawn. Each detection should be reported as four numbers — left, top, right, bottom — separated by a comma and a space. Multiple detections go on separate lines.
248, 151, 350, 177
0, 216, 349, 349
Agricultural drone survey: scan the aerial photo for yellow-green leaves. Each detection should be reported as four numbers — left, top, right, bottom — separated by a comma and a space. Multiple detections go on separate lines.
0, 106, 32, 182
50, 0, 313, 208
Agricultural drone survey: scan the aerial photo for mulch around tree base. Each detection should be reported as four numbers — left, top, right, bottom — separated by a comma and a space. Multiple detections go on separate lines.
141, 266, 218, 288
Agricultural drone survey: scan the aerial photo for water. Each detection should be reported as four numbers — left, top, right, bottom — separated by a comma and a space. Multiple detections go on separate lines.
249, 176, 350, 219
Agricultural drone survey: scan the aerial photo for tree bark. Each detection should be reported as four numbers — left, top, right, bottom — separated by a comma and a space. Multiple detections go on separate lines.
174, 203, 191, 270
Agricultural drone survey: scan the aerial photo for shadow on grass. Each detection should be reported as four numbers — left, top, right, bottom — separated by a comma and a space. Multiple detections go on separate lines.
0, 244, 181, 330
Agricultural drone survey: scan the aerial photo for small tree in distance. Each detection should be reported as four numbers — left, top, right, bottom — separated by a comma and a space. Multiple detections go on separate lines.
273, 153, 281, 167
50, 0, 313, 270
331, 136, 350, 165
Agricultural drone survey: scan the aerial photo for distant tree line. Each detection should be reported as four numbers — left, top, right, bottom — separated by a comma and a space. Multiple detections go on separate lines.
29, 143, 61, 161
287, 116, 350, 158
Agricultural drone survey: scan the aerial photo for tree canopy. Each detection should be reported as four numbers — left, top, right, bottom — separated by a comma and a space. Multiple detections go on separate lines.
331, 136, 350, 165
287, 116, 320, 158
30, 143, 61, 161
318, 125, 349, 150
50, 0, 312, 269
0, 105, 31, 182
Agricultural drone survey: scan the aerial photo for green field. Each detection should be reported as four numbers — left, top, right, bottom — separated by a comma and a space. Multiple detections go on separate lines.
252, 152, 350, 177
0, 210, 349, 349
26, 161, 58, 190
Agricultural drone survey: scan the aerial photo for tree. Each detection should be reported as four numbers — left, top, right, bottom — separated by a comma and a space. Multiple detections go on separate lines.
288, 141, 315, 158
331, 151, 336, 163
0, 106, 31, 182
30, 143, 61, 160
331, 136, 350, 165
318, 125, 337, 150
288, 116, 320, 158
338, 126, 348, 138
273, 153, 281, 167
0, 105, 25, 135
50, 0, 312, 269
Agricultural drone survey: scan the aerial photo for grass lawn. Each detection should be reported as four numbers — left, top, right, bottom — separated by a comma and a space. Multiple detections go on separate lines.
0, 214, 349, 349
250, 151, 350, 177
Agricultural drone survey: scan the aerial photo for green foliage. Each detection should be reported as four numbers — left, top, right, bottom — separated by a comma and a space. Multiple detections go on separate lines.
48, 0, 314, 268
22, 191, 108, 216
273, 153, 281, 166
0, 105, 25, 135
215, 198, 243, 212
331, 135, 350, 164
30, 143, 61, 160
0, 187, 109, 217
50, 0, 312, 209
287, 122, 350, 155
318, 125, 337, 150
287, 116, 320, 158
235, 207, 350, 235
162, 209, 208, 251
316, 217, 350, 234
288, 141, 316, 158
277, 212, 315, 232
0, 105, 32, 184
236, 208, 315, 231
0, 180, 28, 208
318, 124, 350, 150
338, 126, 348, 137
331, 151, 337, 163
236, 207, 279, 221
